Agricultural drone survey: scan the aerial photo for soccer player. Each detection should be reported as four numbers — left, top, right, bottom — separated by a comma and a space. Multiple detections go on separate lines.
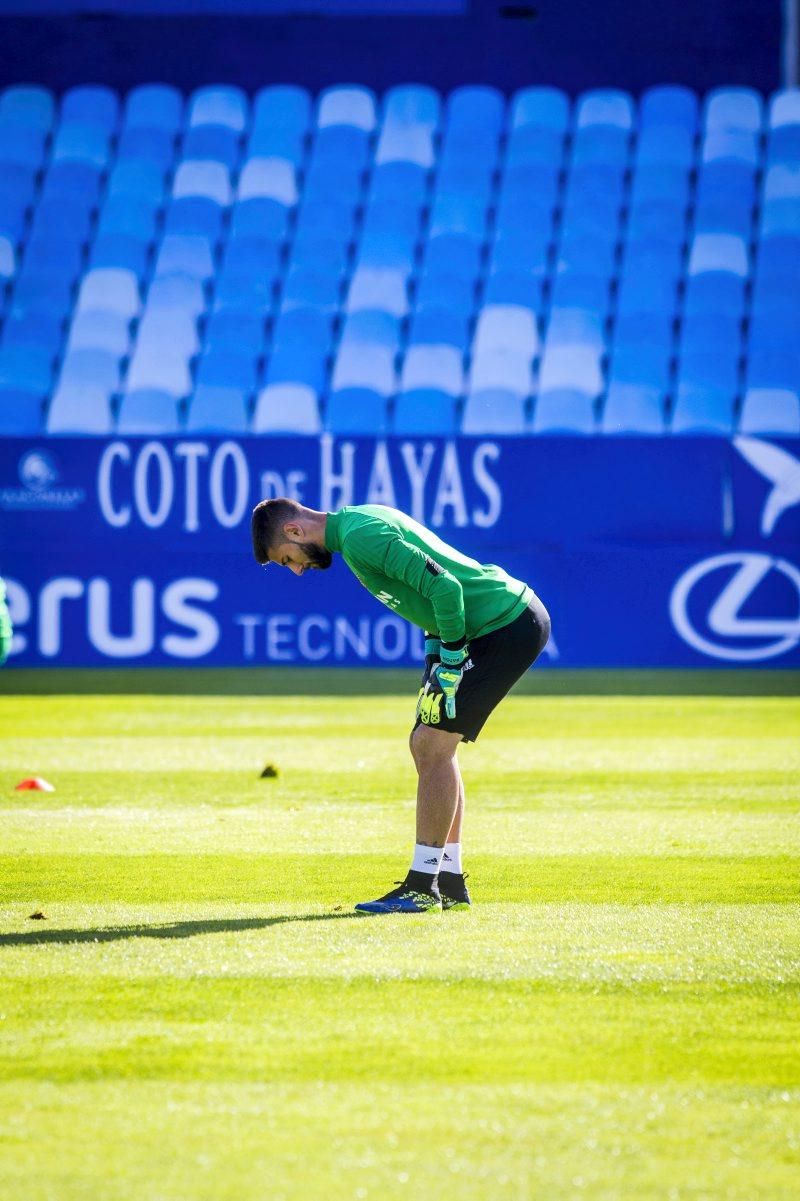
0, 577, 12, 667
251, 499, 550, 915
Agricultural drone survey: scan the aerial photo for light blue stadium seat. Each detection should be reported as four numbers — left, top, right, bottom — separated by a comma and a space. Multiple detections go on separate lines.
469, 349, 532, 397
537, 345, 603, 397
626, 199, 688, 244
356, 231, 416, 274
281, 268, 341, 314
369, 162, 429, 207
125, 344, 192, 397
318, 84, 377, 131
116, 126, 175, 170
382, 84, 440, 130
490, 228, 552, 279
42, 161, 103, 205
680, 312, 741, 356
145, 272, 204, 317
347, 267, 409, 317
640, 84, 698, 129
253, 84, 311, 132
117, 388, 181, 433
746, 348, 800, 392
461, 388, 526, 434
230, 197, 290, 243
546, 307, 605, 353
3, 310, 63, 353
474, 304, 539, 358
215, 271, 274, 315
739, 386, 800, 435
764, 163, 800, 201
688, 234, 749, 277
195, 349, 257, 393
683, 271, 746, 317
265, 344, 327, 392
206, 306, 265, 355
601, 383, 666, 433
374, 122, 435, 169
173, 160, 232, 205
423, 233, 481, 282
510, 86, 570, 132
609, 343, 671, 392
107, 158, 166, 203
0, 344, 53, 394
61, 85, 119, 132
394, 389, 458, 435
415, 270, 475, 316
90, 232, 150, 277
137, 307, 200, 352
331, 344, 396, 396
67, 309, 130, 356
408, 306, 469, 349
483, 269, 544, 310
247, 123, 306, 166
0, 121, 47, 169
636, 124, 696, 169
188, 86, 247, 132
326, 387, 389, 434
0, 388, 44, 434
183, 125, 240, 170
154, 234, 216, 282
252, 382, 321, 434
51, 122, 110, 169
164, 196, 223, 240
550, 273, 609, 312
576, 88, 634, 130
768, 88, 800, 128
238, 157, 298, 205
124, 83, 183, 133
0, 85, 54, 130
556, 235, 617, 279
57, 347, 121, 393
704, 87, 763, 132
671, 385, 733, 434
185, 385, 250, 433
339, 309, 400, 351
572, 126, 630, 167
46, 382, 113, 434
532, 388, 596, 433
400, 345, 463, 396
701, 129, 760, 166
29, 197, 93, 245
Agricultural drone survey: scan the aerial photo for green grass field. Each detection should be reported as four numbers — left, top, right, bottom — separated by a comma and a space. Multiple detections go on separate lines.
1, 669, 799, 1201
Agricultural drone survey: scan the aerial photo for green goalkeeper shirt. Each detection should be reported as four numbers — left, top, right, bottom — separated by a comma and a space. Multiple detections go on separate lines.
324, 505, 532, 644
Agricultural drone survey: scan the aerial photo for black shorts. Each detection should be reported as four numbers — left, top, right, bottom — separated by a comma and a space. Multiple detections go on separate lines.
413, 592, 551, 744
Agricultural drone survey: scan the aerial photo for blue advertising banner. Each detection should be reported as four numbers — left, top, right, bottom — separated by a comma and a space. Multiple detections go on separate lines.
1, 435, 799, 669
0, 1, 466, 12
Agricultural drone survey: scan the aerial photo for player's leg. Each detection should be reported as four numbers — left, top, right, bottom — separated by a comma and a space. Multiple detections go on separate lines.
439, 763, 471, 909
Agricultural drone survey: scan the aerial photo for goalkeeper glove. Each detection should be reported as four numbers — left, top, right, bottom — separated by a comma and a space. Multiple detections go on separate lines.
420, 639, 469, 723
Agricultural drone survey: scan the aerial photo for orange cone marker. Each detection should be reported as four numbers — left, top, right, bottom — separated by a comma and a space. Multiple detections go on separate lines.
15, 777, 55, 792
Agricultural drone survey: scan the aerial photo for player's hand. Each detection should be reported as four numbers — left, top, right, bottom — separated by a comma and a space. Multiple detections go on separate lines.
416, 634, 441, 719
419, 640, 468, 723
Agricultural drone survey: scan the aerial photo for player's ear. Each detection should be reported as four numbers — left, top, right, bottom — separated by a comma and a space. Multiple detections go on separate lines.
283, 521, 303, 540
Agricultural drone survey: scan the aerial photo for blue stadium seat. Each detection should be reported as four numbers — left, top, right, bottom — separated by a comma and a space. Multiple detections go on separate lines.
116, 126, 175, 170
623, 239, 684, 285
374, 122, 435, 169
164, 196, 224, 240
394, 389, 458, 435
0, 121, 47, 169
265, 344, 327, 392
546, 306, 605, 354
173, 160, 232, 205
382, 84, 440, 131
346, 267, 409, 317
400, 345, 463, 396
630, 164, 691, 207
559, 204, 620, 244
206, 306, 265, 355
474, 305, 539, 358
361, 198, 421, 240
505, 126, 565, 167
469, 349, 532, 398
304, 156, 365, 204
556, 235, 617, 279
698, 159, 756, 203
252, 382, 321, 434
339, 309, 401, 351
117, 389, 181, 433
626, 200, 688, 244
748, 308, 800, 351
640, 84, 698, 130
415, 270, 475, 316
572, 126, 630, 167
185, 385, 250, 434
61, 85, 119, 132
510, 86, 570, 132
42, 160, 103, 204
154, 234, 216, 282
195, 349, 258, 393
290, 233, 349, 278
761, 198, 800, 237
601, 383, 666, 434
253, 85, 311, 133
739, 387, 800, 435
51, 123, 110, 169
146, 273, 205, 317
422, 234, 481, 282
281, 267, 341, 314
701, 129, 760, 166
188, 86, 247, 132
46, 383, 113, 434
763, 163, 800, 201
67, 309, 131, 356
680, 312, 741, 357
238, 157, 298, 205
107, 158, 166, 203
537, 346, 603, 397
576, 88, 634, 130
369, 162, 429, 207
294, 197, 356, 242
182, 125, 240, 170
326, 387, 389, 435
676, 348, 739, 399
3, 310, 64, 353
688, 234, 749, 277
490, 227, 552, 279
230, 198, 290, 243
750, 276, 800, 318
461, 389, 526, 434
549, 273, 609, 312
500, 162, 560, 208
223, 235, 281, 280
608, 343, 671, 393
247, 123, 306, 166
671, 385, 733, 434
767, 123, 800, 164
436, 157, 494, 203
91, 232, 150, 277
0, 84, 54, 130
0, 164, 37, 218
125, 344, 192, 397
694, 197, 753, 238
683, 271, 746, 317
214, 271, 274, 315
704, 87, 763, 132
483, 269, 544, 310
445, 85, 504, 140
564, 164, 626, 210
407, 306, 469, 350
754, 234, 800, 284
58, 347, 121, 393
318, 85, 377, 132
331, 345, 396, 396
636, 124, 695, 169
0, 388, 44, 434
746, 348, 800, 392
124, 84, 183, 133
29, 197, 93, 245
356, 231, 416, 274
0, 345, 53, 394
532, 388, 596, 433
23, 236, 84, 281
314, 125, 370, 168
11, 273, 75, 321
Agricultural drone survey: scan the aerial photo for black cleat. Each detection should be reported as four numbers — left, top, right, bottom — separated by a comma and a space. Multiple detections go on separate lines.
439, 871, 471, 911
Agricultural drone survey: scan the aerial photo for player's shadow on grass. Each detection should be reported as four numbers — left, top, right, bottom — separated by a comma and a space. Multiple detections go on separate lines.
0, 912, 362, 947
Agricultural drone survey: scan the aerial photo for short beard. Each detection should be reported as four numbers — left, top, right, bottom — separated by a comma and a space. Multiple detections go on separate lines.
300, 541, 333, 570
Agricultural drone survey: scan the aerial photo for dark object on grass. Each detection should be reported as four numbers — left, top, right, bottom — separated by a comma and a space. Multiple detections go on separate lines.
28, 911, 47, 920
260, 764, 279, 778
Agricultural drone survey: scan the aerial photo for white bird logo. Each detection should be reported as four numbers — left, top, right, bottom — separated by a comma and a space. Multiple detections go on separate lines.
734, 436, 800, 536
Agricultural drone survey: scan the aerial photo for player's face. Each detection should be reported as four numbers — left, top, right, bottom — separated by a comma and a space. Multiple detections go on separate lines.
270, 540, 333, 575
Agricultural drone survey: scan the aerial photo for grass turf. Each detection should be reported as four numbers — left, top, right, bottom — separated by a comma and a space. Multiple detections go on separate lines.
1, 670, 799, 1200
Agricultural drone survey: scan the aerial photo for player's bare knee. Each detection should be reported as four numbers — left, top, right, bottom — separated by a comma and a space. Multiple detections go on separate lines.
411, 724, 460, 769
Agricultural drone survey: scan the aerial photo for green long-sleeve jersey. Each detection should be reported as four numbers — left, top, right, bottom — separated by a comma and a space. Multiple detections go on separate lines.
324, 506, 532, 644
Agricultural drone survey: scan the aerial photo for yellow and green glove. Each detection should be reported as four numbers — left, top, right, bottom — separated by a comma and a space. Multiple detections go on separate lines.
417, 638, 469, 724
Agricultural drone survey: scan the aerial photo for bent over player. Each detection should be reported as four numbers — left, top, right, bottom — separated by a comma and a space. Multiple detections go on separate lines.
251, 499, 550, 915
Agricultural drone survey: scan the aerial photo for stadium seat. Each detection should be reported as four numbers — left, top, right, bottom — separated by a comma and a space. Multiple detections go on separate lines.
509, 86, 570, 133
357, 230, 416, 274
3, 310, 64, 354
281, 268, 341, 314
0, 389, 44, 434
271, 306, 333, 354
473, 305, 539, 359
9, 273, 75, 321
701, 128, 760, 166
97, 196, 159, 246
0, 84, 55, 130
107, 159, 166, 203
677, 348, 740, 397
230, 197, 290, 243
182, 127, 240, 168
57, 347, 122, 393
238, 157, 298, 205
339, 309, 401, 351
505, 126, 565, 167
688, 233, 750, 276
601, 383, 666, 434
576, 88, 634, 130
683, 272, 746, 318
117, 388, 181, 433
205, 307, 265, 355
67, 309, 131, 357
173, 161, 232, 205
483, 270, 544, 311
326, 387, 389, 434
125, 340, 193, 397
331, 345, 396, 396
23, 236, 84, 282
532, 388, 597, 433
346, 268, 409, 317
394, 388, 458, 435
318, 85, 377, 131
461, 389, 526, 434
748, 308, 800, 351
164, 196, 224, 240
147, 273, 206, 317
704, 87, 763, 132
264, 345, 327, 392
374, 123, 435, 169
46, 383, 113, 434
640, 84, 698, 129
185, 385, 250, 433
739, 387, 800, 434
469, 350, 532, 398
549, 273, 609, 313
537, 346, 603, 397
572, 126, 631, 168
0, 122, 47, 170
545, 307, 605, 353
51, 124, 110, 169
671, 385, 734, 434
0, 345, 53, 395
254, 84, 311, 132
422, 233, 481, 282
746, 348, 800, 392
400, 345, 463, 396
252, 382, 321, 434
29, 197, 93, 245
680, 312, 741, 357
124, 83, 183, 133
636, 124, 695, 169
154, 234, 216, 282
608, 343, 671, 393
408, 306, 470, 350
61, 85, 119, 132
555, 235, 617, 280
382, 84, 440, 131
490, 228, 551, 280
195, 349, 258, 393
188, 85, 248, 132
626, 200, 688, 244
116, 126, 175, 170
90, 233, 150, 277
369, 162, 429, 207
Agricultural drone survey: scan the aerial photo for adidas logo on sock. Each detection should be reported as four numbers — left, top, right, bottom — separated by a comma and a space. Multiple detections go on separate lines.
442, 853, 452, 862
424, 856, 439, 865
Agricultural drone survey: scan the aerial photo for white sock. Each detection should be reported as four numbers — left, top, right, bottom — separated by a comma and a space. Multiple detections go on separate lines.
411, 843, 444, 875
441, 842, 463, 874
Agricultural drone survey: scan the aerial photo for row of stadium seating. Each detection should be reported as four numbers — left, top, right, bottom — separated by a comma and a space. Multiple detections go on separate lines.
0, 81, 799, 435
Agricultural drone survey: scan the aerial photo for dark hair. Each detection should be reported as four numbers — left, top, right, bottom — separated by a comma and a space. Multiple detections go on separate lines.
251, 497, 305, 564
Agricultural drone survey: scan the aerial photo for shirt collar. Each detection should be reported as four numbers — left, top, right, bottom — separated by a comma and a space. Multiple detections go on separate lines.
324, 512, 342, 553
